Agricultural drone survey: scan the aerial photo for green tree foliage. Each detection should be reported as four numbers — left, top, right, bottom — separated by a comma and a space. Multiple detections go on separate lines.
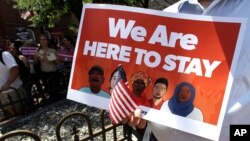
13, 0, 91, 28
13, 0, 152, 29
92, 0, 150, 8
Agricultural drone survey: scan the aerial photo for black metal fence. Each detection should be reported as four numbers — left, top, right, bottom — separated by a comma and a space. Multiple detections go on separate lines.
0, 110, 136, 141
0, 77, 138, 140
55, 111, 131, 141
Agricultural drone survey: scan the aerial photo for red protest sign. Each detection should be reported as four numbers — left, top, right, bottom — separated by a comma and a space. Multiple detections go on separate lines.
67, 4, 245, 140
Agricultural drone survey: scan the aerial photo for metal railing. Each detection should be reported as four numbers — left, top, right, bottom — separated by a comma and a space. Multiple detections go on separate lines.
0, 130, 41, 141
0, 107, 138, 141
55, 110, 130, 141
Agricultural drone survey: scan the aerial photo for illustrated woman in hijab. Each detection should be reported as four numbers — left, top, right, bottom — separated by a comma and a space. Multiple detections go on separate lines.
160, 82, 204, 121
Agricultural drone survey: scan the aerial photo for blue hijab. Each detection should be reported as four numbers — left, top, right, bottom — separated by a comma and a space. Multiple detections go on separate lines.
168, 82, 195, 117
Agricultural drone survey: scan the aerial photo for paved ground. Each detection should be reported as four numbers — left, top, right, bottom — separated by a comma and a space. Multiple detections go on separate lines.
0, 99, 124, 140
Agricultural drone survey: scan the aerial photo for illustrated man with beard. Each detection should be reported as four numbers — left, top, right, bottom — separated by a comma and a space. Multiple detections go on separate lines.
79, 65, 110, 98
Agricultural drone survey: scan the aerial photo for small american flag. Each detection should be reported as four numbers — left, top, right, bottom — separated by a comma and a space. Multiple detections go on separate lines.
108, 64, 139, 124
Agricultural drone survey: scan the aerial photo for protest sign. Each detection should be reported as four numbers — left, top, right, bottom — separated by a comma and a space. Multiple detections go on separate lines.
67, 4, 246, 140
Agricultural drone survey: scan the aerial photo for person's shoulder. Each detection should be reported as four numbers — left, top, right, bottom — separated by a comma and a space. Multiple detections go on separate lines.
193, 107, 202, 114
160, 100, 170, 111
99, 90, 111, 98
2, 51, 12, 57
1, 51, 16, 64
189, 107, 204, 121
79, 87, 90, 92
163, 100, 169, 105
163, 0, 188, 13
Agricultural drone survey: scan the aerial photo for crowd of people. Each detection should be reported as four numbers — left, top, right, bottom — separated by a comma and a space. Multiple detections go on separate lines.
0, 33, 76, 121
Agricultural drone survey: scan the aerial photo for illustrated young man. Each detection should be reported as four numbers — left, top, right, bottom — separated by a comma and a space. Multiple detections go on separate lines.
135, 77, 169, 140
149, 78, 169, 110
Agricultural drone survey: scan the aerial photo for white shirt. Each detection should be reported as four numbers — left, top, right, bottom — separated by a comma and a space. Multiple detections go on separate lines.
149, 0, 250, 141
0, 51, 22, 92
161, 100, 204, 121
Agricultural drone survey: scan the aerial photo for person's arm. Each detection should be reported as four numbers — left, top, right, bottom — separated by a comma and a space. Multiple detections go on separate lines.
121, 109, 142, 127
19, 55, 30, 69
0, 66, 19, 91
33, 51, 39, 63
163, 0, 186, 12
54, 51, 61, 65
136, 118, 147, 129
49, 49, 61, 65
0, 51, 20, 92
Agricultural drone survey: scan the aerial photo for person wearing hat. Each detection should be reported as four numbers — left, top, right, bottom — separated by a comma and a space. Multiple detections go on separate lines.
125, 71, 152, 140
130, 71, 152, 106
79, 65, 110, 98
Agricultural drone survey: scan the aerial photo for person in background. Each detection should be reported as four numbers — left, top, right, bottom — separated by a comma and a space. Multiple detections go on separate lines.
34, 34, 61, 101
7, 40, 31, 89
126, 0, 250, 141
0, 49, 26, 116
8, 40, 30, 70
56, 35, 75, 81
61, 35, 75, 51
34, 34, 60, 73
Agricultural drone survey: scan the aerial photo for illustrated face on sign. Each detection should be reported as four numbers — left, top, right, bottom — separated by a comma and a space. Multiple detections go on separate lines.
178, 85, 192, 102
88, 65, 105, 93
153, 83, 167, 99
110, 70, 118, 94
89, 71, 104, 87
132, 79, 146, 96
130, 71, 152, 96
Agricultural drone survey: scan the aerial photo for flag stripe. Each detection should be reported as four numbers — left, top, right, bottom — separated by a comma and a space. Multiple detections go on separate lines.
111, 91, 127, 118
118, 82, 138, 108
108, 64, 138, 124
115, 85, 135, 113
110, 97, 123, 120
109, 99, 120, 123
109, 104, 119, 124
113, 86, 130, 115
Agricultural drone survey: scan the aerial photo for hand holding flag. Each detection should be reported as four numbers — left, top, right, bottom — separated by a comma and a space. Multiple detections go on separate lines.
108, 64, 139, 124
